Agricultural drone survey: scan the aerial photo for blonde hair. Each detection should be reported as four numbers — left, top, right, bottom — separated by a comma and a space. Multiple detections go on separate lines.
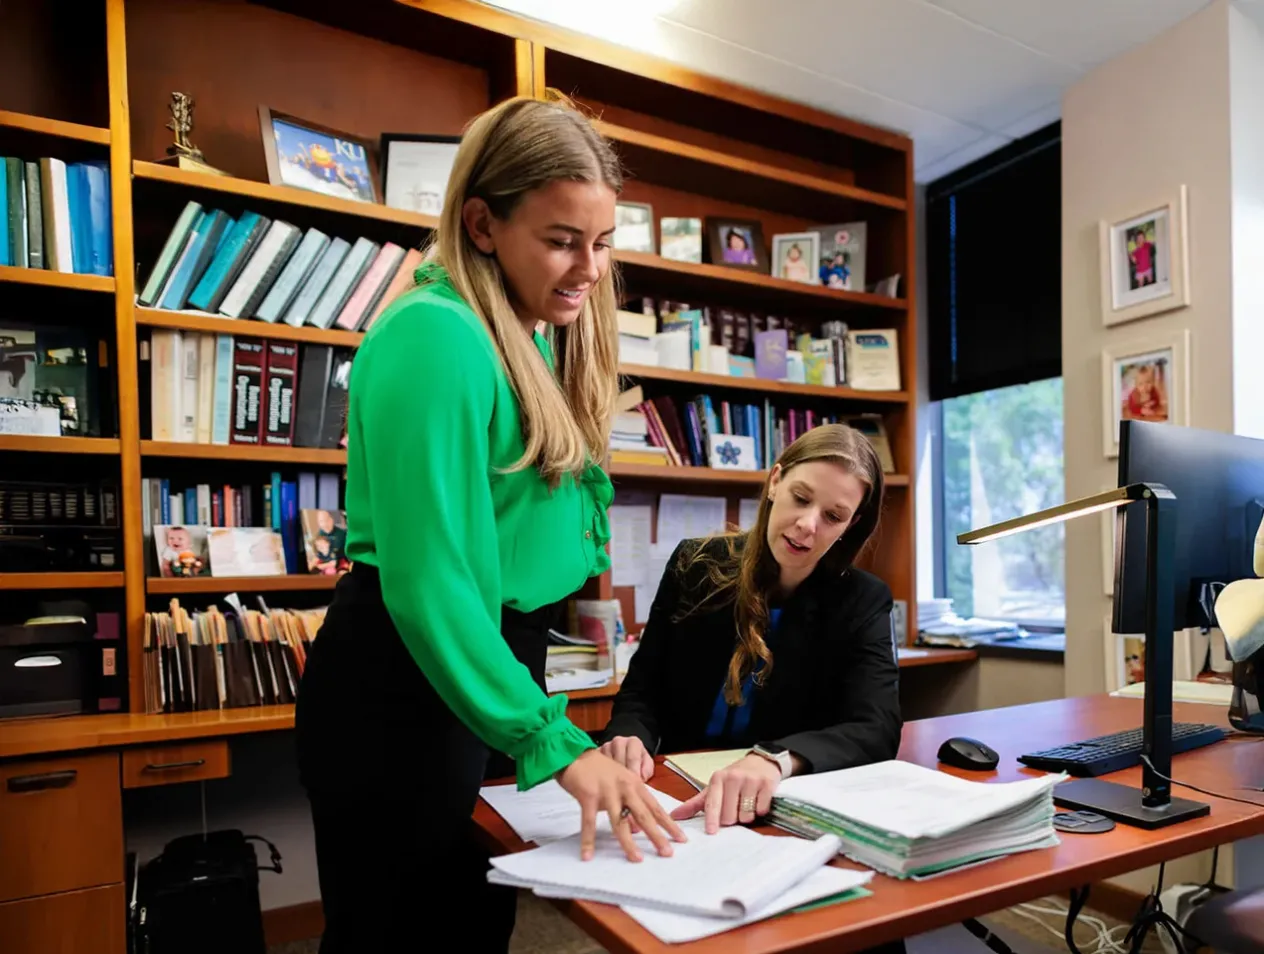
425, 95, 622, 486
678, 424, 885, 704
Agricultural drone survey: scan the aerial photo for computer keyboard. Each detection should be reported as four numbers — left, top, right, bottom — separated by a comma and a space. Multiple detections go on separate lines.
1018, 723, 1226, 777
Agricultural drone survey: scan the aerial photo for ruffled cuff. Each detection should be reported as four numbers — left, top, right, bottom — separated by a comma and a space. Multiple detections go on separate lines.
514, 705, 596, 790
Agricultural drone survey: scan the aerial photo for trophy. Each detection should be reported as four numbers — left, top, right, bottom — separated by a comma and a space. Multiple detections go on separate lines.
156, 92, 226, 176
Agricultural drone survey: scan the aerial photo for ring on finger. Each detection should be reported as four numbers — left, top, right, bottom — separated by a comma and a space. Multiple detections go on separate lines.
619, 805, 632, 819
740, 796, 756, 814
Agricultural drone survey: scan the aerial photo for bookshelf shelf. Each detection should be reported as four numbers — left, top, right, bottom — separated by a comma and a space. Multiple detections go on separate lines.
135, 307, 364, 348
0, 435, 121, 454
613, 249, 907, 313
596, 120, 906, 216
607, 462, 769, 486
147, 574, 341, 594
619, 363, 909, 403
0, 572, 125, 591
0, 109, 111, 145
140, 441, 347, 465
133, 161, 441, 232
0, 264, 115, 293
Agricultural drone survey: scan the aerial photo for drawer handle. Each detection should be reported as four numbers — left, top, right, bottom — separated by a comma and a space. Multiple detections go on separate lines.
8, 769, 77, 793
143, 759, 205, 772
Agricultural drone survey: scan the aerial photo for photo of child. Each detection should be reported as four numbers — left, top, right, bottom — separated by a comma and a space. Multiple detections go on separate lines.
1121, 636, 1145, 686
1117, 352, 1171, 426
813, 222, 866, 291
772, 233, 819, 285
721, 226, 756, 265
1125, 220, 1158, 290
300, 508, 350, 575
154, 525, 211, 578
820, 250, 851, 289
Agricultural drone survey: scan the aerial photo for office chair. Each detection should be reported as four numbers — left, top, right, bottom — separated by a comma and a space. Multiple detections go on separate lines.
1185, 886, 1264, 953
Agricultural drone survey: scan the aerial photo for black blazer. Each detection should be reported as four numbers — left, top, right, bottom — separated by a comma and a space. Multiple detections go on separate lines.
602, 538, 902, 774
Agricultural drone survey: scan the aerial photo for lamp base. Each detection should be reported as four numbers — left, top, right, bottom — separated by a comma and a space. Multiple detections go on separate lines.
1054, 778, 1209, 830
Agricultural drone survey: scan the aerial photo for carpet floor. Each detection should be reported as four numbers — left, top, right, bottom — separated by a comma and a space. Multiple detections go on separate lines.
268, 892, 1168, 954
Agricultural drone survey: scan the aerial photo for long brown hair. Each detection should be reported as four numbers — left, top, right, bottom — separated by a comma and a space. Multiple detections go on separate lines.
677, 424, 885, 704
425, 94, 622, 486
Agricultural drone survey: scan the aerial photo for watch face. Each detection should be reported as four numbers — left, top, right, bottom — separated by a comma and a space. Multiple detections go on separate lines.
758, 743, 788, 756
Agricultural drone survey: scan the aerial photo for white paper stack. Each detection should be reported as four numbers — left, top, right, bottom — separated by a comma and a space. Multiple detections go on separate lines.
771, 761, 1064, 880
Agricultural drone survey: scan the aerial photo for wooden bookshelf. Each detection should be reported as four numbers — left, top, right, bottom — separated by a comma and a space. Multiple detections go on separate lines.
140, 441, 347, 465
0, 435, 121, 454
608, 462, 769, 486
0, 264, 115, 293
0, 109, 112, 145
147, 574, 340, 594
0, 571, 125, 590
619, 363, 909, 403
133, 160, 440, 232
135, 307, 364, 348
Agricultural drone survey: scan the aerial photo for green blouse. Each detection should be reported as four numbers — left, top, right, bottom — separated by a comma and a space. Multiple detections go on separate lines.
343, 267, 613, 790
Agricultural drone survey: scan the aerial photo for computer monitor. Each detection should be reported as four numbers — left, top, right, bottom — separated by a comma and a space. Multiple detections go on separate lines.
1115, 421, 1264, 635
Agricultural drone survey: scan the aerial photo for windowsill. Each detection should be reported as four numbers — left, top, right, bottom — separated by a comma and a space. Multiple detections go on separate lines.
972, 631, 1065, 662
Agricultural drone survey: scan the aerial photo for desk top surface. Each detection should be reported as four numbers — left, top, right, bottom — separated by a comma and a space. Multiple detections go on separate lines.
474, 695, 1264, 954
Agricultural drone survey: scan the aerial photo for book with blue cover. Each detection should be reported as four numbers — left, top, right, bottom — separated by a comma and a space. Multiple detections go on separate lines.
187, 211, 269, 313
161, 209, 232, 310
78, 161, 113, 276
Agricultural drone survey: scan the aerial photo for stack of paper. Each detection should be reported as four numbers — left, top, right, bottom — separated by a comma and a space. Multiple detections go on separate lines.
771, 761, 1064, 880
663, 748, 750, 790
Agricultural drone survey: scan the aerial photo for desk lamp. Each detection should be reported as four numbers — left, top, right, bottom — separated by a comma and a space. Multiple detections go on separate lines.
960, 483, 1210, 827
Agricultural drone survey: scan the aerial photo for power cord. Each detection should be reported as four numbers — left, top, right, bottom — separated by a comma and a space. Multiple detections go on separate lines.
1139, 754, 1264, 809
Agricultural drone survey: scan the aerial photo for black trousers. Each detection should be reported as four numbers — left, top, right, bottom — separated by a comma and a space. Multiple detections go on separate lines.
295, 564, 556, 953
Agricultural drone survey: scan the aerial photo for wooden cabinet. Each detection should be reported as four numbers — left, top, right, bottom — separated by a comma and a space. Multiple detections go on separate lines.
122, 739, 230, 789
0, 885, 126, 954
0, 753, 122, 902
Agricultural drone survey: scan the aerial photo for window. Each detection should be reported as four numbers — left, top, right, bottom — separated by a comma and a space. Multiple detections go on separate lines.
937, 377, 1065, 626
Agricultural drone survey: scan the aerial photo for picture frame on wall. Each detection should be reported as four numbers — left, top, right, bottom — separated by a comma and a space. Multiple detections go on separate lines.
1100, 329, 1190, 458
705, 217, 769, 273
380, 133, 461, 217
259, 106, 379, 204
771, 231, 820, 285
1099, 185, 1189, 326
613, 201, 655, 254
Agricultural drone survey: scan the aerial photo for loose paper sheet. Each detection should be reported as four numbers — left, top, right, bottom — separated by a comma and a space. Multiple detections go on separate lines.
634, 541, 677, 623
610, 504, 652, 587
738, 498, 761, 530
479, 780, 680, 846
656, 494, 727, 551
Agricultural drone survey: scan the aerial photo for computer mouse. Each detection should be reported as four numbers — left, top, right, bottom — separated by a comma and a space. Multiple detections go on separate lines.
937, 736, 1000, 771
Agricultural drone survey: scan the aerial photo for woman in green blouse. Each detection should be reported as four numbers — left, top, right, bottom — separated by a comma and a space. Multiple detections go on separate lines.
295, 96, 683, 952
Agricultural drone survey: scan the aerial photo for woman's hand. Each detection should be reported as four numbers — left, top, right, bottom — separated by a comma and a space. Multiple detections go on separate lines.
669, 754, 782, 834
557, 749, 687, 862
598, 735, 655, 781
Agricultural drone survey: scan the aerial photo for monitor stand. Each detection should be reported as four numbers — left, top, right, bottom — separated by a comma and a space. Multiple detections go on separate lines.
1055, 778, 1209, 830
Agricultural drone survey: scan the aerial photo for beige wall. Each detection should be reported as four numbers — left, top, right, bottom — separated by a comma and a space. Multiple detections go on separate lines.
1062, 0, 1234, 699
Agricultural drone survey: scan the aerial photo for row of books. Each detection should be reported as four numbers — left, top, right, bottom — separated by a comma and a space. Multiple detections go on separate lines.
139, 200, 422, 331
2, 156, 112, 275
146, 330, 352, 448
142, 600, 326, 714
613, 386, 896, 471
142, 471, 341, 576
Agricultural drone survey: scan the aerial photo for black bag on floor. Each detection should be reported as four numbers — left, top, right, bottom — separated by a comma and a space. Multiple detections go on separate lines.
134, 829, 282, 954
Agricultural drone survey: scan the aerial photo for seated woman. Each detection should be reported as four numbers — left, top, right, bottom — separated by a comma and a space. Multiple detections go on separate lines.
600, 423, 901, 832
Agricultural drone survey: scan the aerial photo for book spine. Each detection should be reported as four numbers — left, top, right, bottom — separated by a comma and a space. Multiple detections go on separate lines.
6, 159, 27, 267
164, 211, 230, 311
150, 330, 181, 442
197, 214, 270, 314
229, 337, 266, 445
219, 221, 294, 318
270, 472, 282, 530
82, 162, 112, 276
308, 237, 377, 329
0, 159, 8, 266
363, 247, 423, 331
196, 332, 216, 444
179, 333, 199, 442
241, 227, 301, 319
318, 352, 353, 448
283, 237, 349, 327
25, 162, 44, 268
317, 472, 340, 512
334, 242, 403, 331
261, 340, 299, 446
293, 344, 332, 448
210, 334, 234, 445
280, 481, 299, 573
255, 229, 328, 323
139, 201, 201, 305
38, 158, 69, 272
197, 484, 212, 525
65, 163, 88, 273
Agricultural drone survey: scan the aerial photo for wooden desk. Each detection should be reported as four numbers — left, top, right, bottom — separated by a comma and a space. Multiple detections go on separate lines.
474, 695, 1264, 954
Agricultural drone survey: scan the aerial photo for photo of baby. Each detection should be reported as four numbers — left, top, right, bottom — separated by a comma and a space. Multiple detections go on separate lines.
772, 232, 819, 285
300, 508, 350, 575
154, 525, 211, 578
1117, 352, 1171, 426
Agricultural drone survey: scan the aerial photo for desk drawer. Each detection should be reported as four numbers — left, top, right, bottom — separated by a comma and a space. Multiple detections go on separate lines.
0, 753, 122, 902
122, 739, 230, 788
0, 884, 126, 954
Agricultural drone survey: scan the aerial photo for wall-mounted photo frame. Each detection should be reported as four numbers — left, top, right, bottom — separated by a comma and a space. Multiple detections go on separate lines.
1100, 329, 1190, 458
1099, 185, 1189, 326
380, 133, 461, 217
771, 231, 820, 285
614, 201, 655, 254
259, 106, 379, 204
705, 217, 768, 273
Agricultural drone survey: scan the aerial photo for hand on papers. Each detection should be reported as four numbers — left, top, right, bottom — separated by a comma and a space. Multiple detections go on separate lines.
670, 754, 782, 834
599, 735, 655, 781
557, 750, 688, 863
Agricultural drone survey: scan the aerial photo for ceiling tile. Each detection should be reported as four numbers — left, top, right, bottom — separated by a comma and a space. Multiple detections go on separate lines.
915, 133, 1010, 183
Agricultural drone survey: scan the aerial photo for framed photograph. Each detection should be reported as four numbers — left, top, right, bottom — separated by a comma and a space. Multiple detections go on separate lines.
301, 508, 350, 575
1100, 330, 1190, 457
380, 133, 461, 217
207, 527, 287, 577
154, 525, 211, 578
259, 106, 379, 204
814, 221, 866, 290
1099, 186, 1189, 326
771, 232, 820, 285
1103, 616, 1146, 692
660, 217, 702, 263
705, 218, 769, 273
613, 201, 655, 253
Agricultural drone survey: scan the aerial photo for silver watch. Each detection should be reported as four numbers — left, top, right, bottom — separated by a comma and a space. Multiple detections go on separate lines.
751, 742, 793, 779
